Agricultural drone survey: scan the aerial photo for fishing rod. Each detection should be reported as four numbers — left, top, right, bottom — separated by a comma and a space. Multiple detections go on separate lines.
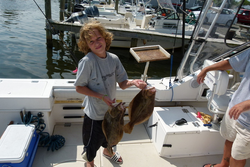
32, 0, 79, 68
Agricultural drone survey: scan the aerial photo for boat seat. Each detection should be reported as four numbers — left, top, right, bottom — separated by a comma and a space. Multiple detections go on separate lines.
124, 12, 133, 22
202, 60, 231, 115
206, 89, 233, 115
141, 15, 152, 29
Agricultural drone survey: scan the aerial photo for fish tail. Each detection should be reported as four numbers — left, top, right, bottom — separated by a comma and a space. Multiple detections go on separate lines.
123, 122, 133, 134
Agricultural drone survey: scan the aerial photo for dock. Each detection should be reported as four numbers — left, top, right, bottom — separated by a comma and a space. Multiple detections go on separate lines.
44, 0, 247, 50
239, 24, 250, 33
44, 0, 191, 49
48, 19, 190, 48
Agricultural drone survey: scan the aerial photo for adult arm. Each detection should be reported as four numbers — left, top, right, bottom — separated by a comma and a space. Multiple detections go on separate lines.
197, 60, 232, 84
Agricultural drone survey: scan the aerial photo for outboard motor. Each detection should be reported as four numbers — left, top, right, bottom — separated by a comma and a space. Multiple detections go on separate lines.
73, 4, 85, 12
65, 11, 88, 24
84, 6, 99, 17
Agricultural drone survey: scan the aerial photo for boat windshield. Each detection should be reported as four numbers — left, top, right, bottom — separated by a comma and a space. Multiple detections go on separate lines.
178, 0, 250, 80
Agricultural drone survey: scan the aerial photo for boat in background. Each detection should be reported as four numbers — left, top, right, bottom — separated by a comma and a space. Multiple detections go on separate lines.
63, 4, 205, 49
118, 0, 156, 14
1, 0, 250, 166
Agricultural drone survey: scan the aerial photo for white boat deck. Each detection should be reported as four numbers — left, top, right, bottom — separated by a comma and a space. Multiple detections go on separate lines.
33, 119, 241, 167
0, 78, 249, 167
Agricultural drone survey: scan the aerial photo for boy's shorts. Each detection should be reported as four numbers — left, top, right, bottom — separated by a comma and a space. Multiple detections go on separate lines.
220, 108, 250, 160
82, 114, 108, 162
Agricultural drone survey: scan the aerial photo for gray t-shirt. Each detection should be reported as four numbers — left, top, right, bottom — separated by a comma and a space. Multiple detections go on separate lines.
229, 48, 250, 129
74, 52, 128, 120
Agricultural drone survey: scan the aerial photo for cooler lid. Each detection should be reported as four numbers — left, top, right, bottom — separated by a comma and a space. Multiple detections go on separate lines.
154, 106, 207, 134
0, 124, 35, 163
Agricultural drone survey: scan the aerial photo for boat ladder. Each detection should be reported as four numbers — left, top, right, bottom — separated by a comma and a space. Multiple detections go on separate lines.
177, 0, 229, 80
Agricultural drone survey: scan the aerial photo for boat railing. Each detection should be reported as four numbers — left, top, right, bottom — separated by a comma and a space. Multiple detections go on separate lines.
177, 0, 229, 81
212, 42, 250, 62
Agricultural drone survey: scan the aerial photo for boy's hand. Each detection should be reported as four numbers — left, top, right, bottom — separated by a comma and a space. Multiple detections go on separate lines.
133, 79, 147, 89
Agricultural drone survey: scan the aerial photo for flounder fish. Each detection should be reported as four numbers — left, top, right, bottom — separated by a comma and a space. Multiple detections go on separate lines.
102, 102, 126, 155
124, 86, 156, 134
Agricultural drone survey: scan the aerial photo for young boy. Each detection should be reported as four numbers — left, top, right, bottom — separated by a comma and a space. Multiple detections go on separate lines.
74, 21, 147, 167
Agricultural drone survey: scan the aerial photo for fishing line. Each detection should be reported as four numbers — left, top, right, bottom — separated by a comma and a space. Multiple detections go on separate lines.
32, 0, 78, 67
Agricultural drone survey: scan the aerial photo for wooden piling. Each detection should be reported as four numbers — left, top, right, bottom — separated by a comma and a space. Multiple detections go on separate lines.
60, 0, 65, 22
131, 38, 138, 47
67, 0, 72, 13
45, 0, 52, 48
115, 0, 119, 13
59, 0, 65, 39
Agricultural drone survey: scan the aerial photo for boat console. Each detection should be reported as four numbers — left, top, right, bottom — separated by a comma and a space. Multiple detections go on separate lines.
144, 59, 234, 158
146, 106, 225, 158
202, 59, 233, 122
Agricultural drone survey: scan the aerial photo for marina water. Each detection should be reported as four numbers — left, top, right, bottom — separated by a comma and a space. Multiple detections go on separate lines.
0, 0, 183, 79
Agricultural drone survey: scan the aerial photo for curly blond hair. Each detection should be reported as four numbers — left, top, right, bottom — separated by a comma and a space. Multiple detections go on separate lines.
78, 21, 113, 54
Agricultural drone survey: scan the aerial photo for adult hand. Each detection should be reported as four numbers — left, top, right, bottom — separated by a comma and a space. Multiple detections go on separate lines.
197, 69, 207, 84
229, 100, 250, 120
197, 60, 232, 84
133, 79, 147, 89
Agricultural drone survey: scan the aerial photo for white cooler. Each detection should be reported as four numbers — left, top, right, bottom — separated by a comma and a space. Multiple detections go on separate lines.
146, 106, 225, 158
0, 124, 39, 167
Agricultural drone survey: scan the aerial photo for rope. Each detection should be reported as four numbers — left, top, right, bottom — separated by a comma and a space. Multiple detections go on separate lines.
167, 11, 179, 102
22, 111, 65, 152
